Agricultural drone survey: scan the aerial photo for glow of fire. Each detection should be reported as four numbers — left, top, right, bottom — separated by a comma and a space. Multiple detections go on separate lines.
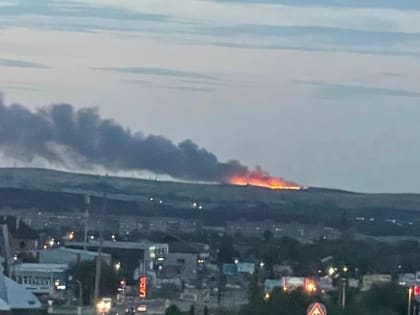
228, 167, 302, 190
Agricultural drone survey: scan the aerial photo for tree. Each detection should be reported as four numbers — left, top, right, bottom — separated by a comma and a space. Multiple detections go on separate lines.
70, 261, 119, 305
165, 305, 183, 315
189, 304, 195, 315
217, 235, 238, 264
263, 230, 273, 242
361, 284, 406, 315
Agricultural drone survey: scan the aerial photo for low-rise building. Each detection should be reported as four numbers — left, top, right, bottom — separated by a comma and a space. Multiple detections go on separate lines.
9, 263, 67, 295
40, 247, 112, 266
0, 275, 42, 313
361, 274, 392, 291
0, 216, 39, 264
66, 240, 168, 280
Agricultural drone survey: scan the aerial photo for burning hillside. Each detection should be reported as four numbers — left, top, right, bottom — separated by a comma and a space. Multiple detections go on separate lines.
228, 167, 302, 190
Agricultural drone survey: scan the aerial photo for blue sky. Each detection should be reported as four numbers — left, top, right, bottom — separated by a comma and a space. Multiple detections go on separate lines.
1, 0, 420, 192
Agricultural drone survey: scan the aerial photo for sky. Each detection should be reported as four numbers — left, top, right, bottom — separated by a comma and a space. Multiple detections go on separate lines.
0, 0, 420, 193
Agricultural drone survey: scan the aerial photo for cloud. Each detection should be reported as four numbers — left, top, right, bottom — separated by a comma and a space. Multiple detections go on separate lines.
95, 66, 216, 80
0, 0, 169, 21
166, 86, 216, 93
0, 58, 49, 69
204, 0, 420, 11
192, 24, 420, 57
0, 0, 171, 33
202, 25, 420, 47
296, 80, 420, 99
382, 72, 408, 78
2, 0, 420, 58
120, 79, 217, 93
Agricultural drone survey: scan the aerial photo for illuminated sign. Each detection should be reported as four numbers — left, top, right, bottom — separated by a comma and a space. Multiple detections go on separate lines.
138, 276, 147, 298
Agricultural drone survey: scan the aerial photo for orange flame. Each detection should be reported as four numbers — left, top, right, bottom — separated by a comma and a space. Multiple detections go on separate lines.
228, 167, 301, 190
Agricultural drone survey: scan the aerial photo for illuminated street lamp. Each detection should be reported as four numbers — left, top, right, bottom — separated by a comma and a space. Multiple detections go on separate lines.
67, 231, 75, 241
114, 262, 121, 272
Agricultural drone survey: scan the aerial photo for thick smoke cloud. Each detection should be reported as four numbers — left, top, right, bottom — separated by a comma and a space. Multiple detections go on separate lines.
0, 96, 248, 181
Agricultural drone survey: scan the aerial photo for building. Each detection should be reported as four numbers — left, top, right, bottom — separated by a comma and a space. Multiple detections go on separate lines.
226, 219, 341, 241
9, 263, 68, 295
40, 247, 112, 266
146, 243, 169, 271
159, 241, 209, 282
0, 264, 42, 313
0, 216, 39, 264
66, 240, 168, 280
361, 274, 392, 291
119, 216, 199, 235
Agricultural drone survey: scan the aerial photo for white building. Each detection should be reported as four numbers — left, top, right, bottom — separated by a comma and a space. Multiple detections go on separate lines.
0, 263, 41, 313
10, 263, 68, 295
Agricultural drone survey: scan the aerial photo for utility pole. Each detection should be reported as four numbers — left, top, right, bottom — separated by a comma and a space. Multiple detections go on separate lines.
339, 277, 347, 310
83, 195, 90, 251
93, 175, 108, 303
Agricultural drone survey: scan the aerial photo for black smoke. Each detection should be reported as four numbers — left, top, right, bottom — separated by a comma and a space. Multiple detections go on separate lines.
0, 96, 248, 182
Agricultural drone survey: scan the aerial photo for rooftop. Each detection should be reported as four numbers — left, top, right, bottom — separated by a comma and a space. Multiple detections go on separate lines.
67, 240, 154, 250
11, 263, 68, 273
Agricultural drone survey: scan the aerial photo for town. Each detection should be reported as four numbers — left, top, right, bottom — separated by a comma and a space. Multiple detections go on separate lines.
0, 170, 418, 315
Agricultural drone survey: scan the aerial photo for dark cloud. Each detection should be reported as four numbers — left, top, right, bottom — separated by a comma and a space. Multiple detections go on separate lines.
0, 96, 247, 181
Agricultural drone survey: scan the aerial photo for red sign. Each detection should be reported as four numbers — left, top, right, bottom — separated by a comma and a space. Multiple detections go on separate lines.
138, 276, 147, 298
307, 303, 327, 315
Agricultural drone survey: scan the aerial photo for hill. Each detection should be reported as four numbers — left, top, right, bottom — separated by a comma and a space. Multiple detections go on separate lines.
0, 167, 418, 225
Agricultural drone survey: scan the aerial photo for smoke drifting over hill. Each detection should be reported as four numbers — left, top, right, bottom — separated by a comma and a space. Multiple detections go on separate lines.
0, 95, 299, 188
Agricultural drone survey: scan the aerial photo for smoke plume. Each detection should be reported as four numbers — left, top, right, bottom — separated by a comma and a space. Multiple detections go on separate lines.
0, 96, 257, 182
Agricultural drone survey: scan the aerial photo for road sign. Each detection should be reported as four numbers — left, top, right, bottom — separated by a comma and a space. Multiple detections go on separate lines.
307, 302, 327, 315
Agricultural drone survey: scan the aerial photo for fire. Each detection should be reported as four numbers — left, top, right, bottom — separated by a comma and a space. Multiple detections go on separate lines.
228, 167, 302, 190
